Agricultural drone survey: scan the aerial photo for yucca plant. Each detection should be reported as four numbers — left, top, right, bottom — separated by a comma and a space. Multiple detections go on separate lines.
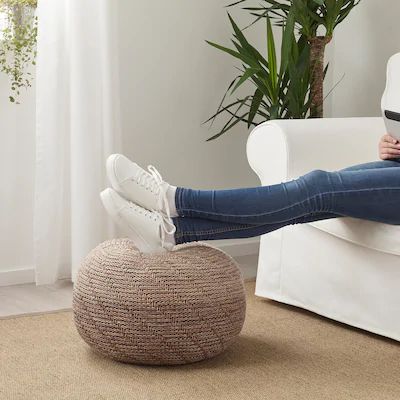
206, 10, 311, 140
230, 0, 361, 117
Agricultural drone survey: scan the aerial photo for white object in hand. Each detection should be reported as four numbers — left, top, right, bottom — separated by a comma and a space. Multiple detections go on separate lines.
382, 53, 400, 141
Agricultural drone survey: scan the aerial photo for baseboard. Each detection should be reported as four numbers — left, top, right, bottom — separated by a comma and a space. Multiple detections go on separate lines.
0, 266, 35, 287
208, 238, 260, 258
0, 239, 260, 287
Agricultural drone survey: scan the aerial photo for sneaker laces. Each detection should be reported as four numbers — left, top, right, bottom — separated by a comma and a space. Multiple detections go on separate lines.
159, 214, 176, 250
135, 165, 173, 219
134, 166, 160, 193
134, 165, 176, 247
128, 201, 176, 249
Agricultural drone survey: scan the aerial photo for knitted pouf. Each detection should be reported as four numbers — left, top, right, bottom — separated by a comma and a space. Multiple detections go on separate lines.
73, 238, 246, 365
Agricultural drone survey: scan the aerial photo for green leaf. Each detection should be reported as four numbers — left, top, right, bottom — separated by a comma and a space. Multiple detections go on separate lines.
280, 7, 295, 73
226, 0, 247, 7
204, 98, 244, 125
206, 40, 258, 68
231, 67, 260, 94
248, 89, 263, 127
207, 96, 250, 141
206, 112, 248, 141
227, 13, 268, 69
266, 16, 277, 91
204, 76, 241, 126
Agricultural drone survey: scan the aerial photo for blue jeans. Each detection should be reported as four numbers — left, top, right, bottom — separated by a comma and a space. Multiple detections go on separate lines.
173, 160, 400, 244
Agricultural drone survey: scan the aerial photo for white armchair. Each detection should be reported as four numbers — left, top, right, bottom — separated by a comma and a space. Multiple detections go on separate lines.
246, 116, 400, 341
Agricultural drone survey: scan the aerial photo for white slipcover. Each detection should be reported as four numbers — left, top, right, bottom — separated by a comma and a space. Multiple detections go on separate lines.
247, 114, 400, 340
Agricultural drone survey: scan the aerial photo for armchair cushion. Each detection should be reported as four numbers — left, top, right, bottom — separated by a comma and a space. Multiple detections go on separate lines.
310, 218, 400, 257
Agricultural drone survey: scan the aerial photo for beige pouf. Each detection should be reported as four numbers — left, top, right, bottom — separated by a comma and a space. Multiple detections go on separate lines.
73, 239, 246, 365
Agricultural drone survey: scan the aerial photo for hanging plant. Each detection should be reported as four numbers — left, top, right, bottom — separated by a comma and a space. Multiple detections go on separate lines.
0, 0, 37, 103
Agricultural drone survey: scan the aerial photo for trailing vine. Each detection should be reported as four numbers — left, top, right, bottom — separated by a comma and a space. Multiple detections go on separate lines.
0, 0, 37, 103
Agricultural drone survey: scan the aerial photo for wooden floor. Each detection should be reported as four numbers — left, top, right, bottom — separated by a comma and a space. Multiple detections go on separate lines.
0, 280, 73, 318
0, 255, 258, 318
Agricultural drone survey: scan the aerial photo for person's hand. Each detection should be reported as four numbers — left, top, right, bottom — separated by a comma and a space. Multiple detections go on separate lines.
379, 134, 400, 160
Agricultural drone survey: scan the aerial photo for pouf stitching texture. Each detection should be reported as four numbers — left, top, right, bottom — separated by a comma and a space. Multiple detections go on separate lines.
73, 239, 246, 365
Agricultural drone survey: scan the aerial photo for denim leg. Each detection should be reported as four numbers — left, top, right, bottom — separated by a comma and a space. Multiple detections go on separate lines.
339, 160, 400, 172
174, 213, 338, 244
175, 160, 400, 226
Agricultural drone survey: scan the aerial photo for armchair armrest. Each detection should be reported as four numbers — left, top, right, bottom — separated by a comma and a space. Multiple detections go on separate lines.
246, 117, 385, 185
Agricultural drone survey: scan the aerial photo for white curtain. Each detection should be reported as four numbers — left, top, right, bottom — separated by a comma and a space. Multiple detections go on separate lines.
34, 0, 121, 285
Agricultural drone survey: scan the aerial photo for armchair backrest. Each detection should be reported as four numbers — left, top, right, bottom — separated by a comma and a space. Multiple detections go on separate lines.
382, 53, 400, 140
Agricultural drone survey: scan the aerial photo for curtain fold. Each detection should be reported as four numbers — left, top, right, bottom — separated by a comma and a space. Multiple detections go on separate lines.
34, 0, 121, 285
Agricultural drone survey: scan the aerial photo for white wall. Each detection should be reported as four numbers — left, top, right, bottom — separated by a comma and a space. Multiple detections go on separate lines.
117, 0, 263, 190
328, 0, 400, 117
0, 0, 399, 278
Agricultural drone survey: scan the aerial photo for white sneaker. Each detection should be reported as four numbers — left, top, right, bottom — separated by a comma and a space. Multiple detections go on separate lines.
100, 188, 176, 254
106, 154, 173, 216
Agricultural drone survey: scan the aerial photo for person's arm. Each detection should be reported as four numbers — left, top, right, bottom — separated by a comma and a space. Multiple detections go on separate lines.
379, 134, 400, 161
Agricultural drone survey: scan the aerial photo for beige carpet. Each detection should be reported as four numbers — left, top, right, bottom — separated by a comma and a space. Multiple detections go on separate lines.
1, 281, 399, 400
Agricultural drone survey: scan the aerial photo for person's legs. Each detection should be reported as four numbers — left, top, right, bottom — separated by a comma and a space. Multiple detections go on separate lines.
173, 160, 400, 243
101, 155, 400, 251
173, 212, 337, 244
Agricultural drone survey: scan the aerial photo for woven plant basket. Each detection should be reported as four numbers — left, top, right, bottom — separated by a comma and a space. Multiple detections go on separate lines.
73, 239, 246, 365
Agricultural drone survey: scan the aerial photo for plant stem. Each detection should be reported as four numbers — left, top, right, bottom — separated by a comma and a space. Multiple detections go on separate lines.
309, 35, 331, 118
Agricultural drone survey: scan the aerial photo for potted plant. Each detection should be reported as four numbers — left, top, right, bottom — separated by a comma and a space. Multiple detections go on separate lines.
206, 0, 361, 140
235, 0, 361, 117
0, 0, 37, 103
206, 10, 310, 140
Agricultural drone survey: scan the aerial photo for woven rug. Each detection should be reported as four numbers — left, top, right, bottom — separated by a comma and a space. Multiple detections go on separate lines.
1, 280, 400, 400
